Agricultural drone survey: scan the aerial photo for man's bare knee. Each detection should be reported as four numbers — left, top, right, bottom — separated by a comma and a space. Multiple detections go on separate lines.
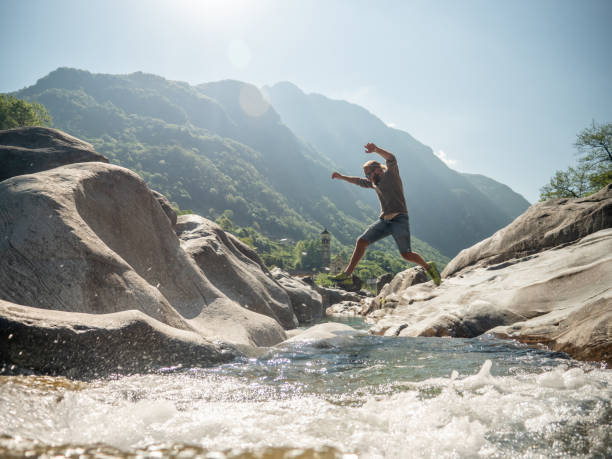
357, 238, 370, 248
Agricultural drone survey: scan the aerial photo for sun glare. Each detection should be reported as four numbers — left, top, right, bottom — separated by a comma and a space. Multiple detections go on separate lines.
179, 0, 251, 20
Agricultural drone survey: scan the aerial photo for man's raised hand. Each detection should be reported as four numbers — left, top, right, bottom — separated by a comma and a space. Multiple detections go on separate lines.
332, 171, 341, 180
364, 143, 377, 153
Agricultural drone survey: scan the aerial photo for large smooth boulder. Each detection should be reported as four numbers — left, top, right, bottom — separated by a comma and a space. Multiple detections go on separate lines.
363, 267, 429, 315
151, 189, 178, 227
325, 301, 363, 317
376, 273, 394, 295
0, 300, 235, 377
0, 127, 108, 181
300, 277, 364, 308
177, 216, 298, 329
443, 185, 612, 277
278, 322, 364, 348
270, 269, 323, 324
0, 161, 289, 376
373, 229, 612, 363
489, 292, 611, 364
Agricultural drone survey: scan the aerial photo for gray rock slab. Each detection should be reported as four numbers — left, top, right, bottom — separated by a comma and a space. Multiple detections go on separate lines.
277, 322, 364, 348
0, 300, 235, 377
489, 293, 612, 365
0, 127, 108, 181
151, 189, 178, 227
307, 282, 364, 308
443, 185, 612, 277
364, 267, 429, 315
325, 301, 363, 317
177, 216, 298, 329
270, 268, 323, 324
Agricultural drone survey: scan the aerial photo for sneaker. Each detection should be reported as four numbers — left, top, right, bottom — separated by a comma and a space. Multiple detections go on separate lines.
330, 271, 353, 286
426, 261, 441, 286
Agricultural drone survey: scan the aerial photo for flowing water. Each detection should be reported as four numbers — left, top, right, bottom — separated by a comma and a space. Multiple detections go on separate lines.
1, 317, 611, 458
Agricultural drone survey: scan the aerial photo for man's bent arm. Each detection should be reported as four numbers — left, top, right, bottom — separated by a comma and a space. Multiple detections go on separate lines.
331, 171, 369, 186
375, 146, 395, 161
365, 143, 395, 162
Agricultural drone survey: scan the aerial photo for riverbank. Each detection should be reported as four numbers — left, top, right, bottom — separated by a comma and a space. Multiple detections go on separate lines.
1, 318, 610, 458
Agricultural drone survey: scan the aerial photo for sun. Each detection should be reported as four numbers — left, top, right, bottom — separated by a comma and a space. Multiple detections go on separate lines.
179, 0, 250, 19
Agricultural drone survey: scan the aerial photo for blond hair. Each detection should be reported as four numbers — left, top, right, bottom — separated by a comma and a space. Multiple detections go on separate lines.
362, 160, 387, 172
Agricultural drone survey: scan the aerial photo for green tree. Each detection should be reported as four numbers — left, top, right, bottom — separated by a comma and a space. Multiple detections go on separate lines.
294, 238, 323, 272
576, 121, 612, 190
540, 163, 592, 199
540, 121, 612, 200
0, 94, 52, 129
576, 120, 612, 164
216, 209, 234, 231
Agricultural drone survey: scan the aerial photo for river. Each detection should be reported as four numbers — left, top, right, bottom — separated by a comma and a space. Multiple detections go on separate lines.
1, 317, 610, 458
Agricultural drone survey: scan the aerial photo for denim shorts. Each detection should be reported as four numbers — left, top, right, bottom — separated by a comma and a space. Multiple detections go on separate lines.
359, 213, 412, 253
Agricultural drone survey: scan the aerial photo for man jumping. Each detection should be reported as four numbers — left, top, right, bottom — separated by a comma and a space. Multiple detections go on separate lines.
330, 142, 441, 287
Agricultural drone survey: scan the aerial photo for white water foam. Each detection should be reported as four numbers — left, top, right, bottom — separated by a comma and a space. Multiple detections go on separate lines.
1, 361, 611, 458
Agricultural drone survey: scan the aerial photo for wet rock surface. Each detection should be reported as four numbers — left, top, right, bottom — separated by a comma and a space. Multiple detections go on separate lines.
0, 300, 234, 377
325, 301, 363, 317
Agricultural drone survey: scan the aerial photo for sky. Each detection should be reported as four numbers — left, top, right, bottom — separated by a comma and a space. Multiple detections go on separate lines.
2, 0, 611, 203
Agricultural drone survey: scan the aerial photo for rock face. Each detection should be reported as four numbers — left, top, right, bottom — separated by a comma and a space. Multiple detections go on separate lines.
376, 273, 394, 295
325, 301, 363, 317
443, 185, 612, 277
278, 322, 364, 348
489, 290, 612, 364
178, 217, 298, 329
0, 158, 298, 375
368, 188, 612, 365
363, 267, 429, 315
0, 127, 108, 181
270, 269, 323, 324
0, 300, 234, 377
300, 277, 364, 308
151, 189, 178, 227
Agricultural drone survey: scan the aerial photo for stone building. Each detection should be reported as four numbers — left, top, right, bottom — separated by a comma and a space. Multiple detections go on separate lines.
321, 228, 330, 268
330, 254, 346, 275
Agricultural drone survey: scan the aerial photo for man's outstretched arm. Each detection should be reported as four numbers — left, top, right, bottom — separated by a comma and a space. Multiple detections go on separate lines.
331, 171, 369, 186
365, 143, 395, 161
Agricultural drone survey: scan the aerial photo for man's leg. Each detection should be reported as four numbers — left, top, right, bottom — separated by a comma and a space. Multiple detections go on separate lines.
390, 215, 440, 285
331, 237, 369, 286
400, 251, 429, 271
400, 251, 441, 286
345, 238, 369, 275
341, 219, 388, 276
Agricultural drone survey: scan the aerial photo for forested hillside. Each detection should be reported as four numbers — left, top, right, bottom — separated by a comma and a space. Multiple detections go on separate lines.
13, 67, 448, 269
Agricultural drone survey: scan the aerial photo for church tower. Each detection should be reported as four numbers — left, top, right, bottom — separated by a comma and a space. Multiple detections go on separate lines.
321, 228, 331, 268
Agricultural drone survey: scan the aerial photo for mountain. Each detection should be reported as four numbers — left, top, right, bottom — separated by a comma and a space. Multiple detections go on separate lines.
461, 173, 531, 221
12, 67, 446, 264
264, 81, 526, 256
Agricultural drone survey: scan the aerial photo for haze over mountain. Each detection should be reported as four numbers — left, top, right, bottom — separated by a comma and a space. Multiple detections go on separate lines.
14, 68, 527, 257
460, 173, 530, 222
264, 82, 529, 255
